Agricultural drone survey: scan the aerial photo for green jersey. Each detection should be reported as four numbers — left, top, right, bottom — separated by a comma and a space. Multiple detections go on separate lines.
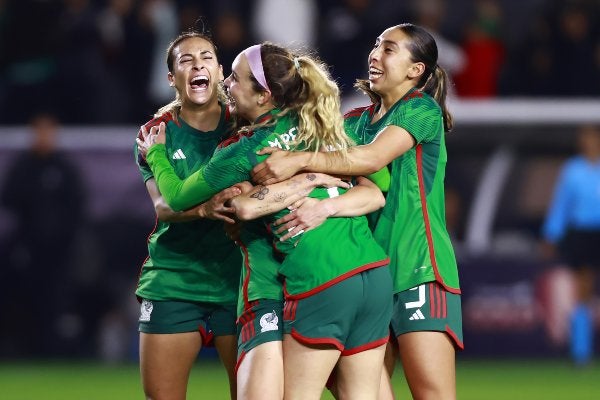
146, 110, 389, 299
134, 107, 241, 304
145, 111, 286, 311
344, 89, 460, 294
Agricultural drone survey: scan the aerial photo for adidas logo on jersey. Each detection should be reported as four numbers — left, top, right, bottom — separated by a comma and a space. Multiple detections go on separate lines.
409, 309, 425, 320
172, 149, 186, 160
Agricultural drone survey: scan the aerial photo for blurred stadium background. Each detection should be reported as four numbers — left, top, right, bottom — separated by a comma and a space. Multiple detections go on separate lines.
1, 0, 600, 398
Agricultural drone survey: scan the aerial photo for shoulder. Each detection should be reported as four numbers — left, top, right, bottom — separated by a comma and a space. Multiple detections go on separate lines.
137, 112, 177, 140
401, 90, 440, 113
141, 112, 176, 131
344, 104, 376, 119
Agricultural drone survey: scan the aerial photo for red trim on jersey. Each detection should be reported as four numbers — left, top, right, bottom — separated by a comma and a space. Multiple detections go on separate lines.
237, 240, 253, 310
135, 216, 160, 302
283, 259, 389, 300
344, 104, 376, 119
445, 324, 464, 350
441, 287, 447, 318
235, 350, 247, 374
429, 282, 436, 318
218, 112, 274, 149
283, 298, 298, 321
198, 325, 214, 347
416, 145, 461, 294
237, 305, 256, 344
290, 328, 344, 351
341, 335, 389, 356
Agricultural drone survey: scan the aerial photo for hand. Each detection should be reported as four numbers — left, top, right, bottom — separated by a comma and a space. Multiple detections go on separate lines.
233, 181, 256, 195
136, 122, 167, 158
198, 185, 242, 224
251, 148, 305, 185
273, 197, 334, 241
308, 173, 350, 190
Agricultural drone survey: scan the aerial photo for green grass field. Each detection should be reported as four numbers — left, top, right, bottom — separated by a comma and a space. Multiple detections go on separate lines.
1, 359, 599, 399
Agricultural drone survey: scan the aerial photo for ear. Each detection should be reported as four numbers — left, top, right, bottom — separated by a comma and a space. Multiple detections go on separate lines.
168, 72, 175, 87
257, 90, 273, 106
218, 64, 224, 82
408, 62, 426, 79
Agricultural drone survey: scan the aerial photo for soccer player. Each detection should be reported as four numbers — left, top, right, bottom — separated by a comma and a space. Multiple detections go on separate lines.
133, 31, 242, 400
138, 42, 393, 400
251, 24, 464, 400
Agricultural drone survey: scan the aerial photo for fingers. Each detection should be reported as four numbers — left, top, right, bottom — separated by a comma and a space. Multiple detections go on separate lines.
139, 125, 148, 139
217, 186, 242, 201
256, 146, 279, 156
214, 213, 236, 224
251, 163, 266, 182
273, 211, 296, 227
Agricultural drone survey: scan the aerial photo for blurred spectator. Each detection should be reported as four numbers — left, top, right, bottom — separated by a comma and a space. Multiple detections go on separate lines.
0, 0, 61, 123
212, 8, 252, 71
500, 0, 600, 96
411, 0, 466, 80
146, 0, 179, 110
251, 0, 318, 50
0, 112, 86, 357
316, 0, 383, 93
97, 0, 154, 122
550, 2, 600, 96
541, 125, 600, 366
54, 0, 114, 124
454, 0, 506, 97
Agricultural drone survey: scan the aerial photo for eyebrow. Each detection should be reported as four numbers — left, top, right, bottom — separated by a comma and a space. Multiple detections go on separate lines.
178, 50, 214, 59
379, 39, 399, 49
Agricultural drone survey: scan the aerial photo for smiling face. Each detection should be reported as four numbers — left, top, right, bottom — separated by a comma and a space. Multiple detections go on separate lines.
368, 27, 424, 101
168, 36, 223, 108
224, 52, 265, 121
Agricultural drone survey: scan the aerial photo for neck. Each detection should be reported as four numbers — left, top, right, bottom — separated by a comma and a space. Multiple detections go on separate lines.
179, 100, 222, 132
379, 83, 416, 113
248, 105, 276, 123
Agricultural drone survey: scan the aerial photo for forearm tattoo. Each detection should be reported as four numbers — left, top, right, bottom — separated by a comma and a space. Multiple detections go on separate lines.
274, 192, 287, 203
251, 186, 269, 200
306, 173, 316, 181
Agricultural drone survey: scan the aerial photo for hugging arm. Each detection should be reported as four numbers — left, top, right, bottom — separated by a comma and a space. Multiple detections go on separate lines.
146, 178, 242, 224
272, 176, 385, 241
230, 173, 350, 221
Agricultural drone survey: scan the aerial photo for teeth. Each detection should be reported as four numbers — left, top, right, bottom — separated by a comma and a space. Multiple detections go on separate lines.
191, 75, 209, 85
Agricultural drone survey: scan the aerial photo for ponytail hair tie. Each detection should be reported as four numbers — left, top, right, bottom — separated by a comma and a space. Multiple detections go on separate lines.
293, 57, 301, 71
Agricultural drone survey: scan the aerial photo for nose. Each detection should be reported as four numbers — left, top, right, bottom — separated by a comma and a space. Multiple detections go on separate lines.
369, 46, 381, 63
224, 75, 232, 87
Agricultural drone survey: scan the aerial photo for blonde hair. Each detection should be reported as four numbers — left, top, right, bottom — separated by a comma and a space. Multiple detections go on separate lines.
249, 43, 353, 156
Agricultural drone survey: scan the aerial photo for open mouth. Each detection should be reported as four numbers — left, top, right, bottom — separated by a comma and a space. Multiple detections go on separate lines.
368, 67, 383, 80
190, 75, 209, 90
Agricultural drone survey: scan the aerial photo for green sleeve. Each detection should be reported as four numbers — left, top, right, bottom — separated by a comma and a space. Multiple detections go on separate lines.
146, 144, 217, 211
367, 166, 390, 192
393, 96, 442, 144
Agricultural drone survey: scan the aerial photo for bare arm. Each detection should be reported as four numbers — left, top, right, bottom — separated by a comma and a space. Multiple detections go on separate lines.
251, 125, 415, 185
146, 178, 241, 224
272, 176, 385, 241
230, 173, 350, 221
